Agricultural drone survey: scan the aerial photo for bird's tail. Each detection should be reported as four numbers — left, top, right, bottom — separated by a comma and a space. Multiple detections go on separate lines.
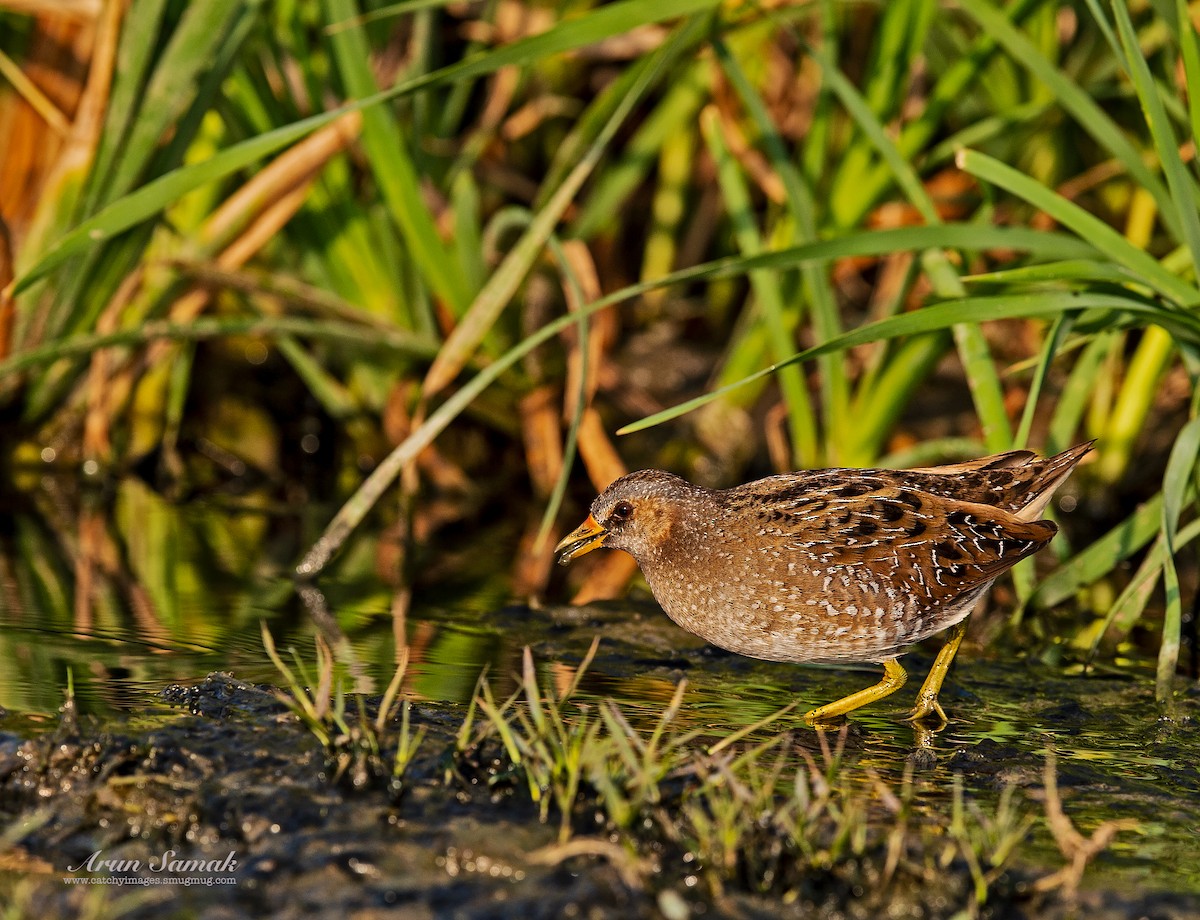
1015, 440, 1095, 523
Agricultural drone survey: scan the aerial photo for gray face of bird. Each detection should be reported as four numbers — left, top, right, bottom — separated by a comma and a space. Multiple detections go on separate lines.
588, 472, 702, 565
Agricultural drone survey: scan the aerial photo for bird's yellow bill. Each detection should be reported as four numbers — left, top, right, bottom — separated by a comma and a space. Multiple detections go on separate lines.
555, 514, 607, 565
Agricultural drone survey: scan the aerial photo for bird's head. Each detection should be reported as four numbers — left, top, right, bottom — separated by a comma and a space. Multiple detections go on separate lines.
555, 470, 700, 566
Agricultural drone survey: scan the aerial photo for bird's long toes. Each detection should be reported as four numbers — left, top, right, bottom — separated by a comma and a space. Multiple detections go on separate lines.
900, 700, 949, 726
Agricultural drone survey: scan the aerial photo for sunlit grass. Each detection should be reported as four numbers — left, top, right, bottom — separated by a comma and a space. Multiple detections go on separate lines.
440, 645, 1130, 904
261, 623, 426, 792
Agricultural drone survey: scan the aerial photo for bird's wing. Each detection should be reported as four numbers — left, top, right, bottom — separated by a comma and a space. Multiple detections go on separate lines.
763, 485, 1057, 609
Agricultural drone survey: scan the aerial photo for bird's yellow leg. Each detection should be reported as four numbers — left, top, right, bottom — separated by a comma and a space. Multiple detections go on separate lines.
804, 659, 907, 724
903, 620, 968, 725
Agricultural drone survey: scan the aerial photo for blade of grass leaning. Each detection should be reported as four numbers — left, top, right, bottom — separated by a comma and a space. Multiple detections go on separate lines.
1028, 493, 1166, 611
700, 105, 816, 467
645, 219, 1102, 337
535, 22, 705, 212
1178, 0, 1200, 155
295, 229, 1114, 575
714, 38, 847, 456
1014, 314, 1074, 450
0, 48, 70, 135
80, 0, 171, 216
617, 289, 1190, 436
274, 336, 360, 419
843, 332, 952, 466
809, 42, 1012, 451
533, 237, 592, 550
1083, 535, 1166, 656
0, 315, 440, 380
9, 0, 724, 296
1156, 411, 1200, 707
560, 636, 601, 702
374, 646, 410, 735
96, 0, 247, 211
521, 647, 549, 739
260, 623, 325, 733
571, 58, 711, 240
962, 259, 1150, 289
826, 0, 934, 222
826, 0, 1045, 227
1010, 314, 1075, 611
1111, 0, 1200, 278
1083, 518, 1200, 662
421, 17, 705, 399
324, 0, 472, 314
807, 44, 938, 227
955, 0, 1181, 242
958, 149, 1199, 308
1047, 332, 1116, 453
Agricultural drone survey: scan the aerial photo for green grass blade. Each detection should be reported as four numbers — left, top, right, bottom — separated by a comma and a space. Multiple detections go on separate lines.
825, 0, 1042, 227
1028, 493, 1164, 611
80, 0, 170, 215
1156, 411, 1200, 705
963, 260, 1150, 288
1111, 0, 1200, 277
958, 149, 1199, 307
809, 41, 1012, 450
843, 333, 951, 466
1014, 314, 1074, 450
956, 0, 1181, 242
571, 59, 710, 240
714, 37, 846, 460
275, 336, 360, 419
700, 105, 816, 466
1178, 0, 1200, 161
102, 1, 247, 207
422, 17, 703, 397
1047, 331, 1116, 453
1085, 518, 1200, 662
1011, 314, 1076, 608
952, 319, 1013, 452
808, 43, 938, 227
618, 290, 1178, 436
0, 316, 439, 380
325, 0, 472, 314
706, 38, 822, 266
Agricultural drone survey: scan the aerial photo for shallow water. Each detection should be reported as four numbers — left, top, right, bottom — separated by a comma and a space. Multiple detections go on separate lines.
1, 482, 1198, 907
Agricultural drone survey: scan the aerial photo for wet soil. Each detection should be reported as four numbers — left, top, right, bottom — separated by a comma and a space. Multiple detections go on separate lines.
2, 601, 1199, 919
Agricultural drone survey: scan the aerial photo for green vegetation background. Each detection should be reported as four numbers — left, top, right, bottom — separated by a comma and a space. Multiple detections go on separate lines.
0, 0, 1197, 710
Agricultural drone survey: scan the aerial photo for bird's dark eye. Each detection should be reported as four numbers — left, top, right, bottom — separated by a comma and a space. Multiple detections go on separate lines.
610, 501, 634, 524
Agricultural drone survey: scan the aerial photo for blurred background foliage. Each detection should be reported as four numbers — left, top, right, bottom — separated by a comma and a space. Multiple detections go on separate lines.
0, 0, 1197, 707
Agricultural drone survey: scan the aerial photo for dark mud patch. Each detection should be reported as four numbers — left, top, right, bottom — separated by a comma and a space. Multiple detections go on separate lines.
2, 664, 1198, 920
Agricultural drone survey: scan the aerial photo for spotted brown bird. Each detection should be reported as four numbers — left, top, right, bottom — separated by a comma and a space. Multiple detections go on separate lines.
555, 442, 1092, 724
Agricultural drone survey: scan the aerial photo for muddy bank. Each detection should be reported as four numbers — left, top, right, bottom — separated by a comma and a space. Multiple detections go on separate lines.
2, 604, 1198, 920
